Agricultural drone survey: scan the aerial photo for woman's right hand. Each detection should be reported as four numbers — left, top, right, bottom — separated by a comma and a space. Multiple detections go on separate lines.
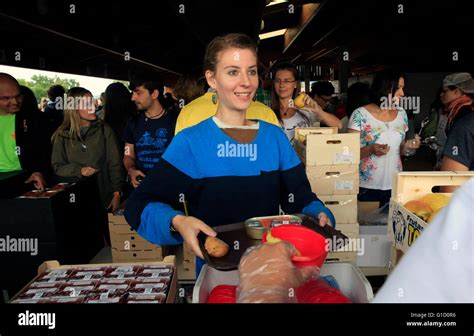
372, 143, 390, 156
81, 166, 97, 176
301, 95, 324, 116
172, 215, 217, 259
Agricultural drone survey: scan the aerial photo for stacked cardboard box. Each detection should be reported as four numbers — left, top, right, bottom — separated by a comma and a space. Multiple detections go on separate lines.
108, 212, 168, 263
181, 242, 196, 279
294, 128, 360, 262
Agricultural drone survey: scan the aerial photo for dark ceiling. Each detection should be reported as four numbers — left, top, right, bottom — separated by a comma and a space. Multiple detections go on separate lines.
1, 0, 473, 85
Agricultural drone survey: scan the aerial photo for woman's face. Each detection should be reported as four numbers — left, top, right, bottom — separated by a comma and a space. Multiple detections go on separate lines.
274, 69, 297, 100
440, 86, 462, 105
78, 93, 97, 121
392, 77, 405, 104
206, 47, 258, 112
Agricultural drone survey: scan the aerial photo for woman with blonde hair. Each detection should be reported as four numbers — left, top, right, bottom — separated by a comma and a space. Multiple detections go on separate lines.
51, 87, 123, 211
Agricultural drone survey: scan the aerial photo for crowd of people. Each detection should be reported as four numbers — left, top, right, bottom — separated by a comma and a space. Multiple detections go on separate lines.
1, 33, 473, 279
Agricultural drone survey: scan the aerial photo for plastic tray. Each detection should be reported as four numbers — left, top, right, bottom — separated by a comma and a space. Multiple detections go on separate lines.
193, 262, 374, 303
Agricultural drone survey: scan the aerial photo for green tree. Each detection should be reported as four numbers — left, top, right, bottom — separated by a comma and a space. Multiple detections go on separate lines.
17, 75, 80, 102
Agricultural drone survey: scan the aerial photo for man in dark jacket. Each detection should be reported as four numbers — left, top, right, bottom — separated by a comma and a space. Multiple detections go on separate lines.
0, 73, 50, 189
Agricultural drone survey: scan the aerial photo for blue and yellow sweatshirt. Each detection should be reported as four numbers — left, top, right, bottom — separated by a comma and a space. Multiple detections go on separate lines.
124, 117, 335, 272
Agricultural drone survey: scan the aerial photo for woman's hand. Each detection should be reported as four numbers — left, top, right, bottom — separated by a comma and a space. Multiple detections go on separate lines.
318, 212, 332, 227
300, 94, 324, 117
172, 215, 217, 259
300, 94, 342, 129
107, 192, 121, 212
404, 134, 421, 151
372, 143, 390, 156
24, 172, 46, 190
81, 166, 97, 176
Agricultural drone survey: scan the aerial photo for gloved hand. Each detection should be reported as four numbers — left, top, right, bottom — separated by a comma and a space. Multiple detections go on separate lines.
236, 241, 320, 303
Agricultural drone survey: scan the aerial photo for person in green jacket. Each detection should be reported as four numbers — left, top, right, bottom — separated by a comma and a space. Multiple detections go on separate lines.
51, 87, 124, 211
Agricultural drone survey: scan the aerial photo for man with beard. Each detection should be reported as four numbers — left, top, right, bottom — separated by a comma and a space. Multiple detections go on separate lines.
123, 74, 178, 188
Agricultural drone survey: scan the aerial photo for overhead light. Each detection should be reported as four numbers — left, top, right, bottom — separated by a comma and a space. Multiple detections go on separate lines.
259, 29, 287, 40
266, 0, 289, 6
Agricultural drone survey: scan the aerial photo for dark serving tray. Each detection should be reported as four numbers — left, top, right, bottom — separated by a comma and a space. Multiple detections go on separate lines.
198, 214, 349, 271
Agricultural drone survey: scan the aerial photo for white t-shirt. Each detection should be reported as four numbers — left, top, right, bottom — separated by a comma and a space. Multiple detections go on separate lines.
281, 109, 319, 142
373, 178, 474, 303
348, 106, 408, 190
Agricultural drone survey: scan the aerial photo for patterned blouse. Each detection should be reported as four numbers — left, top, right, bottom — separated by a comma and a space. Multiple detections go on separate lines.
348, 106, 408, 190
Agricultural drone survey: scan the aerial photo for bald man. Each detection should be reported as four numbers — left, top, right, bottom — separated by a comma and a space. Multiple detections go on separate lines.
0, 73, 48, 189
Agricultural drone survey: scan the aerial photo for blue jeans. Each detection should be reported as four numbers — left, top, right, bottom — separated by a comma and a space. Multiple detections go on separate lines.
358, 187, 391, 207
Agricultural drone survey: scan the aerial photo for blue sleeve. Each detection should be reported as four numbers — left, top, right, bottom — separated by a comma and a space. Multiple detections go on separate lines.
302, 201, 336, 228
137, 202, 184, 246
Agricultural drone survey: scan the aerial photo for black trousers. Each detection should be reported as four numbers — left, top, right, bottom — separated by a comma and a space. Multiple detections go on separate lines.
357, 187, 391, 207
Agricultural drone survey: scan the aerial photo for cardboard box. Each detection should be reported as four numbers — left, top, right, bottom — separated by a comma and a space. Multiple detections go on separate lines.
319, 195, 358, 224
111, 235, 163, 251
108, 213, 137, 236
336, 223, 359, 237
111, 247, 166, 262
170, 245, 196, 281
388, 245, 405, 273
294, 127, 339, 161
330, 224, 360, 253
387, 171, 474, 253
307, 164, 359, 195
326, 251, 357, 263
183, 242, 195, 262
193, 263, 373, 303
297, 133, 360, 166
357, 225, 392, 268
182, 259, 195, 271
108, 212, 129, 226
12, 256, 178, 303
357, 201, 380, 222
108, 213, 169, 261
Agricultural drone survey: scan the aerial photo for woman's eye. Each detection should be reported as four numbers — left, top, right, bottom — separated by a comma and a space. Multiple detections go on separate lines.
228, 70, 238, 76
248, 70, 257, 76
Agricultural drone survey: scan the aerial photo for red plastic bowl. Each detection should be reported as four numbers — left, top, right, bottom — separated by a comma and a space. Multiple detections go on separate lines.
262, 225, 328, 268
296, 279, 351, 303
207, 285, 237, 304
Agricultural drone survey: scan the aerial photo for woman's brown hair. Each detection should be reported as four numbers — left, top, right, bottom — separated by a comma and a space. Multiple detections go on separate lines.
203, 33, 258, 72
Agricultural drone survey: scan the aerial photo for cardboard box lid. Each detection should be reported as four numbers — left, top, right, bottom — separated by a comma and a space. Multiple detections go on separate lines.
295, 127, 338, 143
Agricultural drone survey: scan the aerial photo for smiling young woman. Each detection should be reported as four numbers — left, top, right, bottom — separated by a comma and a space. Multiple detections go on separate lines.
124, 33, 336, 277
